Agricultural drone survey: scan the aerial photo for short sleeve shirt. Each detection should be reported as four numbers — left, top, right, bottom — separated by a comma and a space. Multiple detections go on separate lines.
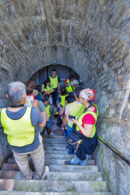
0, 106, 43, 153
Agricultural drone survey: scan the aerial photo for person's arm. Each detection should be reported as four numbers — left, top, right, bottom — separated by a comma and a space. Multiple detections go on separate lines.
38, 101, 47, 127
63, 114, 67, 127
70, 119, 93, 138
41, 111, 47, 127
31, 107, 45, 128
58, 77, 61, 90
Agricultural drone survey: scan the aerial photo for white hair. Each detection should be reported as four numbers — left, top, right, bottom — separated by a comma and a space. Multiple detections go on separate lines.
7, 81, 26, 104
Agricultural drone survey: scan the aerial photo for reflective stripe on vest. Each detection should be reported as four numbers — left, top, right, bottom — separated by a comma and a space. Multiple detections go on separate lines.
42, 84, 52, 92
49, 75, 58, 89
68, 102, 85, 127
66, 79, 73, 93
1, 107, 35, 147
60, 95, 68, 107
45, 104, 51, 119
76, 110, 97, 138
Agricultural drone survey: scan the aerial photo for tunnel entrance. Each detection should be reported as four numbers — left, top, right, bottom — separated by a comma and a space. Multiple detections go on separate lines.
30, 64, 81, 87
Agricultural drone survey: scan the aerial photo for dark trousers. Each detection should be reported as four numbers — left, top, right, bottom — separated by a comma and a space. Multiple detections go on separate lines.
68, 129, 98, 160
52, 88, 58, 106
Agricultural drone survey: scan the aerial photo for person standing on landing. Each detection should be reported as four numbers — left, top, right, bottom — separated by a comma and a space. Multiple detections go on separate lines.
0, 81, 46, 179
49, 69, 61, 106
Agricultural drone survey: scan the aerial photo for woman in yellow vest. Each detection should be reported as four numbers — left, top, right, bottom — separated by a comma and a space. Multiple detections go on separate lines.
42, 79, 53, 94
65, 88, 98, 166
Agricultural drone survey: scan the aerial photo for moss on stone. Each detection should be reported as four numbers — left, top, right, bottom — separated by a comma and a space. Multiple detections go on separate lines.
67, 186, 76, 192
103, 168, 111, 191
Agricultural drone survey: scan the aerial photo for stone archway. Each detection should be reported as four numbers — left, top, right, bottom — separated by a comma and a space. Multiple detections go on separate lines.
0, 1, 129, 194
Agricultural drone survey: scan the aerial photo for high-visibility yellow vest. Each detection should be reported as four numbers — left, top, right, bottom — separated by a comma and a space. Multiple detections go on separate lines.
76, 109, 98, 138
42, 84, 52, 92
66, 79, 73, 93
60, 95, 68, 107
93, 103, 99, 117
68, 102, 85, 127
45, 104, 51, 119
72, 85, 76, 91
49, 75, 58, 89
1, 107, 35, 147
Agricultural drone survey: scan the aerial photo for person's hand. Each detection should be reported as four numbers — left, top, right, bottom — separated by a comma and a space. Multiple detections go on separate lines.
69, 118, 78, 125
32, 100, 39, 108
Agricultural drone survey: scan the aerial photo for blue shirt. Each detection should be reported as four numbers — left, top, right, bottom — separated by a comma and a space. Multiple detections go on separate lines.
1, 107, 43, 153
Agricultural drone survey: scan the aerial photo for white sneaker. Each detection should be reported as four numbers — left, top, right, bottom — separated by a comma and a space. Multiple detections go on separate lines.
42, 166, 49, 180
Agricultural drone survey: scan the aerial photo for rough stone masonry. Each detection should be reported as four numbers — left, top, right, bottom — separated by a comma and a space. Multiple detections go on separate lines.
0, 0, 129, 194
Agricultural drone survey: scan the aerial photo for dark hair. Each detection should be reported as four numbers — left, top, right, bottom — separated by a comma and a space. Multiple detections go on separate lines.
74, 87, 84, 98
35, 85, 41, 92
52, 69, 56, 72
61, 87, 67, 95
43, 94, 50, 102
69, 74, 74, 80
26, 86, 33, 95
66, 96, 72, 103
44, 79, 50, 88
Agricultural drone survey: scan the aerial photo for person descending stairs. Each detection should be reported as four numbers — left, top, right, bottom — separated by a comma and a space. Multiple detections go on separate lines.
0, 135, 111, 194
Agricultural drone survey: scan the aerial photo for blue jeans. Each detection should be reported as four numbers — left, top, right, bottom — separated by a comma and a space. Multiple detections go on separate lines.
67, 124, 73, 137
67, 124, 74, 154
46, 119, 53, 128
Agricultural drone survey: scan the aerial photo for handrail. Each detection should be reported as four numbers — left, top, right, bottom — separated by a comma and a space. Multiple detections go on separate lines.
98, 136, 130, 166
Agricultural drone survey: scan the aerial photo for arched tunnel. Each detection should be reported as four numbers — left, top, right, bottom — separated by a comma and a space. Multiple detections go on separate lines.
0, 0, 130, 194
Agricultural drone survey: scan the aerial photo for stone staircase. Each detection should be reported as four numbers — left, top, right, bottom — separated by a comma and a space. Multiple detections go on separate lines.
0, 135, 111, 194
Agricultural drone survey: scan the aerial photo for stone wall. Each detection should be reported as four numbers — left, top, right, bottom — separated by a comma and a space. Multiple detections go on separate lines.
0, 0, 129, 194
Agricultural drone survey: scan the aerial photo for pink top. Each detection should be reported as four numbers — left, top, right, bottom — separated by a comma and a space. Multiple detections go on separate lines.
79, 106, 96, 133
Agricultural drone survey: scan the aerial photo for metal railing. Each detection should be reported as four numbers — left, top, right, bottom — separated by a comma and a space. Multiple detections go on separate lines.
98, 136, 130, 165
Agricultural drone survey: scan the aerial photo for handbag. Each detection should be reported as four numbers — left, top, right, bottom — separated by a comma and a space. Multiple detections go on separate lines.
68, 130, 83, 150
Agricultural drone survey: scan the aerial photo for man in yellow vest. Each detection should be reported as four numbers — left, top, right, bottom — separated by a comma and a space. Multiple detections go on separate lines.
0, 81, 47, 179
49, 69, 61, 106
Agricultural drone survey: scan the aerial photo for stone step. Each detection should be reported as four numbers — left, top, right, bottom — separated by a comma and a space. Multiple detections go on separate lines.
49, 165, 98, 173
0, 179, 107, 192
0, 191, 112, 195
45, 150, 68, 154
46, 159, 95, 165
47, 172, 102, 181
0, 170, 101, 181
8, 154, 92, 162
43, 139, 67, 144
44, 144, 67, 147
7, 159, 95, 165
44, 136, 64, 139
2, 163, 98, 173
45, 146, 67, 150
1, 164, 34, 171
0, 170, 102, 182
45, 154, 92, 160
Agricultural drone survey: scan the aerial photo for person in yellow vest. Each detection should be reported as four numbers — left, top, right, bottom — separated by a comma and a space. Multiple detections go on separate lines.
65, 88, 98, 165
49, 69, 61, 106
42, 79, 53, 94
0, 81, 47, 179
57, 87, 68, 127
62, 87, 85, 154
43, 94, 54, 136
64, 74, 74, 100
71, 79, 79, 92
